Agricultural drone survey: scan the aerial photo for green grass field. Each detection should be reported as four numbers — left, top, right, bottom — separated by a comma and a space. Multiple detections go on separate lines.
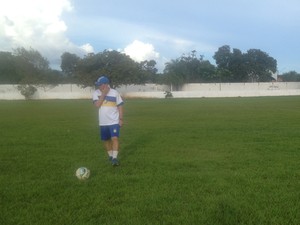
0, 97, 299, 225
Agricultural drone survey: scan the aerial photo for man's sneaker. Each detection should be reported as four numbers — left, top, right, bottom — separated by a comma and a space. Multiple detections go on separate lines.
108, 156, 113, 162
112, 158, 119, 166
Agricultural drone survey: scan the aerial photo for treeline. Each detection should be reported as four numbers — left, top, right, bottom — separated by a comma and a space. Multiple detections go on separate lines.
0, 46, 299, 88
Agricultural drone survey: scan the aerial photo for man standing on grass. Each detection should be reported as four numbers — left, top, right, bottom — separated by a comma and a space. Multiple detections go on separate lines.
92, 75, 124, 166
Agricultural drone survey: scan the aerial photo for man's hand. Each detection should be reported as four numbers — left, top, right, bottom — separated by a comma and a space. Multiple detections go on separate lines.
119, 119, 123, 127
94, 85, 110, 108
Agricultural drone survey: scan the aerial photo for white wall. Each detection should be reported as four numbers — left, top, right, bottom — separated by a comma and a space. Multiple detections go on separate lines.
181, 82, 300, 91
120, 82, 300, 98
0, 82, 300, 100
0, 84, 94, 100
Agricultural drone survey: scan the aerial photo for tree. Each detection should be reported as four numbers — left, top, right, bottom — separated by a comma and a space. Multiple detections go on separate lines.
12, 47, 62, 89
0, 51, 20, 84
229, 48, 248, 82
163, 50, 216, 89
194, 58, 217, 82
213, 46, 247, 82
214, 45, 277, 82
139, 60, 158, 82
75, 50, 150, 87
213, 45, 231, 70
13, 47, 50, 71
245, 49, 277, 82
60, 52, 80, 78
13, 47, 49, 85
163, 59, 186, 90
280, 71, 300, 81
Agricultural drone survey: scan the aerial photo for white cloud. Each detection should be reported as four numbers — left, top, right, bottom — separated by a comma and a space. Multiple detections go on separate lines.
80, 44, 94, 53
124, 40, 159, 62
123, 40, 169, 72
0, 0, 93, 69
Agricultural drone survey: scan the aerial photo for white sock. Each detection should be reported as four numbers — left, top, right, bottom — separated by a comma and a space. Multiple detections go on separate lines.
112, 150, 118, 159
108, 150, 113, 157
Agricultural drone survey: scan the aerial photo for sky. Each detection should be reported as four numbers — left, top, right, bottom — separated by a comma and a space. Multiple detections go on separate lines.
0, 0, 299, 73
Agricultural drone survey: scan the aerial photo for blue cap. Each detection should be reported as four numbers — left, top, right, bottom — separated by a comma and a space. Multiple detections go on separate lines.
95, 76, 109, 86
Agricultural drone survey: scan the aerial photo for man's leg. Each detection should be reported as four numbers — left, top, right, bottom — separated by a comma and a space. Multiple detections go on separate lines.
104, 140, 113, 161
101, 126, 113, 161
111, 137, 119, 166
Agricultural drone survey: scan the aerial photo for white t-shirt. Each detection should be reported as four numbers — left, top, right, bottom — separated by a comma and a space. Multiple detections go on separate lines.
92, 88, 124, 126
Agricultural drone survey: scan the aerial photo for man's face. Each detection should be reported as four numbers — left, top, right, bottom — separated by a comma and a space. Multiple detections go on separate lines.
99, 83, 108, 92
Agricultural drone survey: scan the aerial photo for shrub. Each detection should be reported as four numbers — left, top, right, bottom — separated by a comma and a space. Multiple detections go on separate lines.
164, 90, 173, 98
17, 85, 37, 100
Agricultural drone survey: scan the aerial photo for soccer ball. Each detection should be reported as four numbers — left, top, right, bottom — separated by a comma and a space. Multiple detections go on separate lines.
75, 167, 90, 180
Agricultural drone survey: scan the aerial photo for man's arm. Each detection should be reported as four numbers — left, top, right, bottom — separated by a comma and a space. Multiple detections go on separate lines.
118, 105, 124, 126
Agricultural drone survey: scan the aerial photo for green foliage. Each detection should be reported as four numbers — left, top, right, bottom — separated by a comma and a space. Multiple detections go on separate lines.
60, 52, 80, 78
0, 97, 299, 225
13, 47, 50, 85
163, 46, 278, 86
164, 90, 173, 98
73, 50, 152, 88
245, 49, 277, 82
0, 48, 62, 86
13, 47, 50, 71
0, 44, 295, 87
280, 71, 300, 81
0, 51, 20, 84
213, 45, 277, 82
17, 84, 37, 99
163, 50, 217, 86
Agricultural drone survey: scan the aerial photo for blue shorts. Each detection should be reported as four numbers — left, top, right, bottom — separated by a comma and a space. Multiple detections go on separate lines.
100, 124, 120, 141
